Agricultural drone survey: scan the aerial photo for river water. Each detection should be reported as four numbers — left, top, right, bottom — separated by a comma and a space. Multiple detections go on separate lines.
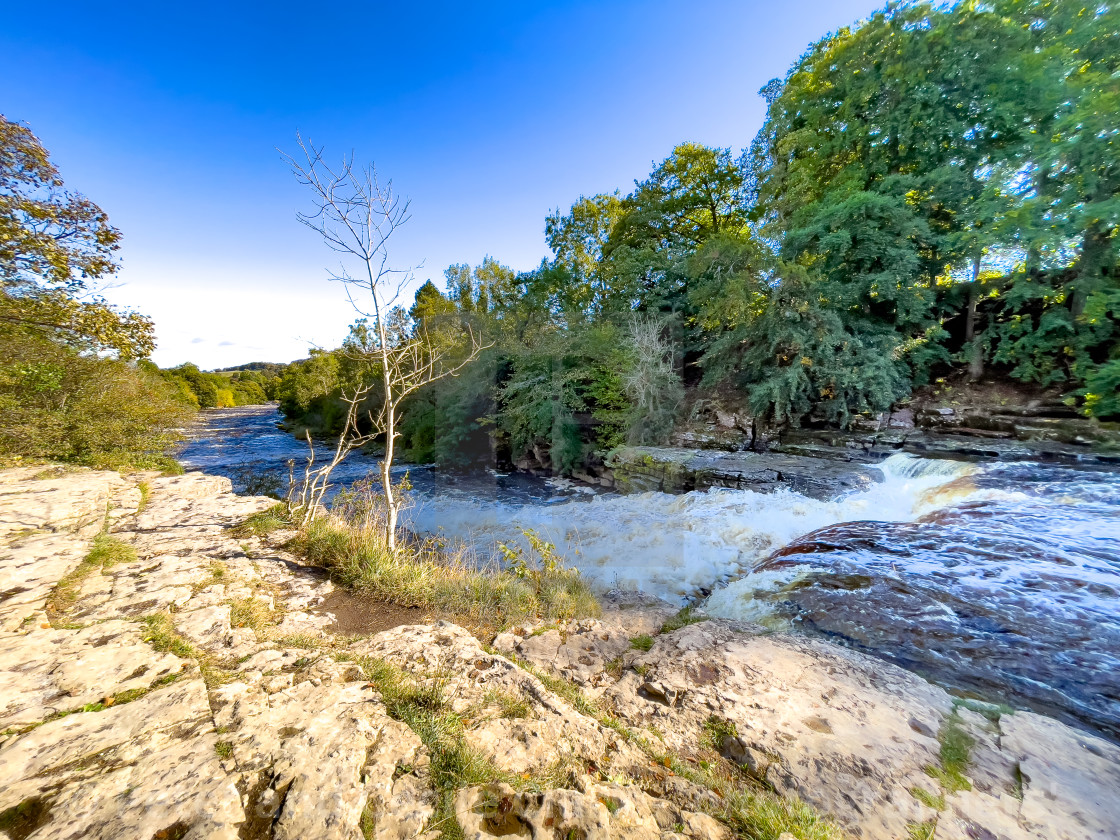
179, 404, 1120, 742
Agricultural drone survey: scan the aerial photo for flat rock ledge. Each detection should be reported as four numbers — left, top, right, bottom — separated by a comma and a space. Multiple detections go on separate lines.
0, 467, 1115, 840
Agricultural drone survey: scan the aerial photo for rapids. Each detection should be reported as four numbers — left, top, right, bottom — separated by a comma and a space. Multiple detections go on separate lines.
179, 404, 1120, 741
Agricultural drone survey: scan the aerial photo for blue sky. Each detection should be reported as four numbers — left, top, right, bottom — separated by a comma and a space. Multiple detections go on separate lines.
4, 0, 882, 368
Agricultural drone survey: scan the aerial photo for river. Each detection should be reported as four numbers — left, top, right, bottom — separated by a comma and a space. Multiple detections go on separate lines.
179, 404, 1120, 742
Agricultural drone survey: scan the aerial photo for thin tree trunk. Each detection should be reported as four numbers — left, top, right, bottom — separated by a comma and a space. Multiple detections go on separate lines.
966, 252, 984, 381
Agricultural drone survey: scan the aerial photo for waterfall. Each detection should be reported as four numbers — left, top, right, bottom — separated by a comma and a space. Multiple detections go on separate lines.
405, 454, 989, 603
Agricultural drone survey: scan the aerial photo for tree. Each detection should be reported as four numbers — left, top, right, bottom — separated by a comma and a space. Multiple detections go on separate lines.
285, 137, 487, 544
0, 115, 153, 358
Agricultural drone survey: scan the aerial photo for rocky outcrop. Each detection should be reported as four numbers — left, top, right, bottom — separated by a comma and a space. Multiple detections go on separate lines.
605, 446, 882, 499
3, 466, 1118, 840
639, 395, 1120, 472
495, 615, 1120, 840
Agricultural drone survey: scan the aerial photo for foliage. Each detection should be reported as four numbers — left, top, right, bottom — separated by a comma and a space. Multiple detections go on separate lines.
0, 117, 192, 469
0, 115, 156, 360
155, 362, 272, 409
292, 481, 599, 629
275, 0, 1120, 484
0, 332, 189, 469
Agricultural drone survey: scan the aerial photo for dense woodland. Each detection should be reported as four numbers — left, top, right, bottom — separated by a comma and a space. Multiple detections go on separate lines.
277, 0, 1120, 472
2, 0, 1117, 473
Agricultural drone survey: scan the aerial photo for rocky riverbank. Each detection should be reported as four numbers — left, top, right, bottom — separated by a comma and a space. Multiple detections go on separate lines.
1, 467, 1118, 840
547, 392, 1120, 496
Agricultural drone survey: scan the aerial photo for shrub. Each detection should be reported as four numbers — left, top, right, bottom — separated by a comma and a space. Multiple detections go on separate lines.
0, 335, 189, 469
291, 487, 599, 628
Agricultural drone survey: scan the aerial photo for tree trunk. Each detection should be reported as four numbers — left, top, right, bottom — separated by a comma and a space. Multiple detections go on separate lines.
966, 253, 984, 380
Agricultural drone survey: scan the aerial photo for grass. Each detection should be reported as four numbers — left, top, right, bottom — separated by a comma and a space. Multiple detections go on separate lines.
232, 503, 294, 538
292, 514, 600, 630
273, 633, 323, 650
47, 533, 137, 622
215, 740, 234, 759
629, 634, 654, 652
644, 741, 841, 840
660, 606, 706, 634
910, 786, 945, 811
908, 820, 938, 840
137, 480, 151, 513
354, 657, 515, 840
924, 708, 974, 794
140, 612, 233, 687
228, 596, 279, 640
477, 688, 532, 720
0, 672, 184, 738
702, 715, 739, 752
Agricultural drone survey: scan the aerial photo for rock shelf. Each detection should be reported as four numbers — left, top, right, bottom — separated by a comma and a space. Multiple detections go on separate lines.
0, 467, 1117, 839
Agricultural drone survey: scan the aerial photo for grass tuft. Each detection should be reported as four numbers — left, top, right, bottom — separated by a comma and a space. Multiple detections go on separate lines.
292, 514, 599, 629
232, 503, 294, 538
924, 708, 974, 794
47, 533, 136, 621
137, 481, 151, 513
629, 634, 654, 652
660, 606, 705, 634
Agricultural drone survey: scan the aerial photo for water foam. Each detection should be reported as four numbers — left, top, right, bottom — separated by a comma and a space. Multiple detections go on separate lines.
405, 453, 985, 603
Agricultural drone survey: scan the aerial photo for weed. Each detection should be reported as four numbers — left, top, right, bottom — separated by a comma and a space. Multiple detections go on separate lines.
140, 613, 232, 688
274, 633, 322, 650
924, 709, 974, 794
215, 741, 233, 759
629, 634, 654, 652
907, 819, 938, 840
660, 606, 705, 634
910, 786, 945, 811
702, 716, 739, 752
229, 597, 277, 639
47, 534, 136, 621
293, 514, 599, 628
478, 688, 531, 720
232, 503, 293, 538
137, 481, 151, 513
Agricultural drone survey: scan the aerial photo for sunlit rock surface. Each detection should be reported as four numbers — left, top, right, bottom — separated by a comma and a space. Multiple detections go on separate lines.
0, 466, 1117, 840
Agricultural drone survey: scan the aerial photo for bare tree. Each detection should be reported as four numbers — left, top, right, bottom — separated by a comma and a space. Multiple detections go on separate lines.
623, 315, 683, 445
283, 135, 487, 547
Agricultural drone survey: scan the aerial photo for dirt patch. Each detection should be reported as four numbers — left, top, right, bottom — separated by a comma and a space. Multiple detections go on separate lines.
314, 589, 430, 635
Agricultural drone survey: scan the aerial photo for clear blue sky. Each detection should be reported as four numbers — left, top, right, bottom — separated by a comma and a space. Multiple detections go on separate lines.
4, 0, 882, 369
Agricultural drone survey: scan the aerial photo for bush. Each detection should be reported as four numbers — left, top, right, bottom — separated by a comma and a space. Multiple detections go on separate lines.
290, 484, 599, 627
0, 335, 190, 469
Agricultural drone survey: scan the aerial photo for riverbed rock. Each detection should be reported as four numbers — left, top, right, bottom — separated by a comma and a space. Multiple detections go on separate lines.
606, 445, 882, 499
503, 611, 1120, 840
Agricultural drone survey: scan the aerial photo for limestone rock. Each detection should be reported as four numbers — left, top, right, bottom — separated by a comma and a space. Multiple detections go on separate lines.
455, 781, 729, 840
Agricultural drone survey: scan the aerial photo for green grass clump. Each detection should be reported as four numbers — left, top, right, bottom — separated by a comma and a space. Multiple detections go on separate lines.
47, 533, 136, 621
355, 657, 511, 840
924, 709, 974, 794
910, 786, 945, 811
140, 612, 196, 659
293, 516, 599, 629
136, 480, 151, 512
647, 745, 841, 840
660, 606, 705, 634
140, 612, 233, 687
478, 688, 532, 720
232, 503, 294, 538
702, 715, 739, 752
629, 634, 654, 652
229, 596, 278, 639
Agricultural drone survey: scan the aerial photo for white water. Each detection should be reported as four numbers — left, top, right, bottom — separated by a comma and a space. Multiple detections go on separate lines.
404, 454, 988, 603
